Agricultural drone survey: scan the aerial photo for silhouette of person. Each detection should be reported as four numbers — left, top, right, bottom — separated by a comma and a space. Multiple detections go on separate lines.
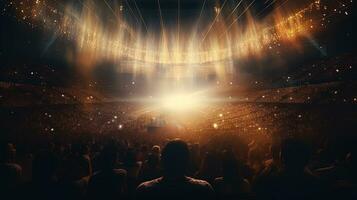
0, 143, 22, 197
87, 144, 127, 200
254, 138, 323, 200
136, 139, 214, 200
214, 150, 251, 199
19, 150, 60, 200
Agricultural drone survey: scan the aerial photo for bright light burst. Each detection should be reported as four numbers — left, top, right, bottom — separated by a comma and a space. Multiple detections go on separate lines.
160, 93, 204, 112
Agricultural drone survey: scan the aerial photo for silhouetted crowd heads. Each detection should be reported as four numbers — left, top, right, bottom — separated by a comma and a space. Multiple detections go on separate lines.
1, 135, 357, 200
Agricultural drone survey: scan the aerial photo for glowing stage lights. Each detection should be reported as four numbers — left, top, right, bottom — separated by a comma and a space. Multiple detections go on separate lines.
7, 0, 353, 82
160, 93, 203, 112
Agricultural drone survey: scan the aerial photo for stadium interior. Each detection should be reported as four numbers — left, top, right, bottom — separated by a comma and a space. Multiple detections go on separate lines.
1, 0, 357, 199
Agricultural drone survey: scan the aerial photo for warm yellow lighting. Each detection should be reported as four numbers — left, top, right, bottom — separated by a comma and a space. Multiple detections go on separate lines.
160, 93, 203, 112
11, 0, 330, 80
213, 123, 218, 129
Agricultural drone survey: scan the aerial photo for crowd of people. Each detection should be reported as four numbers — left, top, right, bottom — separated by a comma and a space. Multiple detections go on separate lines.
1, 131, 357, 200
0, 53, 356, 200
1, 1, 356, 199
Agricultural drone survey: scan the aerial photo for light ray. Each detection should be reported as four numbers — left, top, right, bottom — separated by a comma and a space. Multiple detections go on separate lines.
273, 0, 290, 13
8, 0, 353, 77
157, 0, 165, 37
201, 0, 228, 44
177, 0, 180, 47
124, 0, 141, 25
77, 0, 100, 20
226, 0, 244, 20
220, 0, 257, 38
132, 0, 149, 32
256, 0, 277, 17
192, 0, 207, 38
197, 0, 207, 26
103, 0, 120, 20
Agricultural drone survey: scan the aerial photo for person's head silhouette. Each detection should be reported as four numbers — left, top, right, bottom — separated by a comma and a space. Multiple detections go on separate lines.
0, 143, 16, 163
161, 139, 189, 177
32, 151, 58, 183
281, 138, 310, 171
100, 144, 118, 170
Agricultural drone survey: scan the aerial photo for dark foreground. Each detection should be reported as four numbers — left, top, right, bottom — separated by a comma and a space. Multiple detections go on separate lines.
1, 101, 357, 199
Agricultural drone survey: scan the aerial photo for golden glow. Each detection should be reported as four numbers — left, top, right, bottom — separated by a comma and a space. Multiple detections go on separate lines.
67, 0, 317, 75
160, 93, 204, 112
8, 0, 352, 79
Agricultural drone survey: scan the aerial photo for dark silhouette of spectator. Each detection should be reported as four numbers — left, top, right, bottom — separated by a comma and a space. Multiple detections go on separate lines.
151, 145, 161, 158
91, 142, 103, 172
252, 142, 281, 200
87, 144, 127, 200
337, 150, 357, 199
137, 145, 149, 162
187, 143, 200, 176
58, 142, 92, 200
254, 138, 324, 200
19, 150, 59, 200
123, 148, 142, 198
260, 142, 282, 178
214, 150, 251, 199
314, 140, 357, 200
195, 152, 220, 184
322, 150, 357, 200
247, 145, 265, 176
64, 142, 92, 181
139, 152, 161, 182
136, 139, 214, 200
0, 143, 22, 197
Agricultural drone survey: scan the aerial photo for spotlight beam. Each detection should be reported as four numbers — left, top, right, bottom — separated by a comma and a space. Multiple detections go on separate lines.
124, 0, 141, 25
256, 0, 277, 17
103, 0, 120, 20
220, 0, 256, 39
197, 0, 207, 27
200, 0, 228, 44
177, 0, 180, 47
226, 0, 244, 20
157, 0, 165, 37
192, 0, 207, 38
77, 0, 100, 20
132, 0, 149, 33
272, 0, 290, 13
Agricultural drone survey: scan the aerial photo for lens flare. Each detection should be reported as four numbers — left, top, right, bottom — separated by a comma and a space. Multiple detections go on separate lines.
160, 93, 204, 112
